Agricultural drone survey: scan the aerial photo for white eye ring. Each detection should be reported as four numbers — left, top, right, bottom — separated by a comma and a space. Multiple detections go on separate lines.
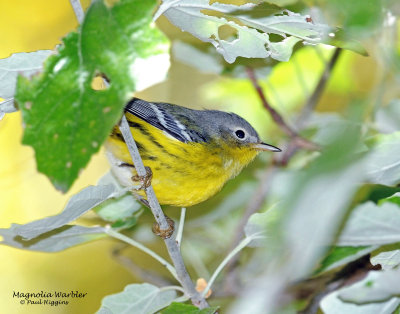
234, 129, 246, 140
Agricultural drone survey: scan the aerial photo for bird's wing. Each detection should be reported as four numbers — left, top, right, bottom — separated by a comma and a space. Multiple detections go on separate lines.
124, 98, 195, 143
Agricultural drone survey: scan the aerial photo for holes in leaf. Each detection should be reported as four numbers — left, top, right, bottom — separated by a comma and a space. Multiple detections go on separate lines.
200, 9, 221, 18
218, 25, 238, 41
269, 33, 285, 43
91, 72, 110, 90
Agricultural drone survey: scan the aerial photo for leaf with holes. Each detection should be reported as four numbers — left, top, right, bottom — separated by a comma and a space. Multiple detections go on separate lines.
15, 0, 169, 192
156, 0, 335, 63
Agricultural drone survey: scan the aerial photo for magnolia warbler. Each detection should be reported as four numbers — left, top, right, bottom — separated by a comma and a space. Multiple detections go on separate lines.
106, 98, 281, 207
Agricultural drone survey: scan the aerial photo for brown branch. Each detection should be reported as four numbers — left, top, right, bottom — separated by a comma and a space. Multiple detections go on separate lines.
296, 48, 342, 129
112, 246, 173, 287
246, 67, 319, 151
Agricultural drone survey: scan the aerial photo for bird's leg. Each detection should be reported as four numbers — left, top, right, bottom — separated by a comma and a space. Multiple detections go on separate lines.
118, 163, 153, 190
152, 216, 175, 239
131, 166, 153, 190
119, 163, 174, 238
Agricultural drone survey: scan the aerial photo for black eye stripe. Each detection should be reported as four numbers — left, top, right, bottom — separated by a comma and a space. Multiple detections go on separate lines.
235, 129, 245, 139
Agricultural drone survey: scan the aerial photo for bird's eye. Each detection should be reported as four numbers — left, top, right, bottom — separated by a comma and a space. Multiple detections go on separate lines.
235, 129, 246, 139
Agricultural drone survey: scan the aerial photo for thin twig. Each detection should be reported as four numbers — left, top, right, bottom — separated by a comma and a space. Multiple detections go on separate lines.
112, 246, 173, 287
228, 166, 276, 257
119, 116, 170, 228
202, 237, 252, 298
246, 67, 318, 151
296, 48, 342, 128
69, 0, 85, 23
223, 166, 277, 292
246, 67, 296, 137
176, 207, 186, 248
119, 116, 208, 309
106, 226, 178, 281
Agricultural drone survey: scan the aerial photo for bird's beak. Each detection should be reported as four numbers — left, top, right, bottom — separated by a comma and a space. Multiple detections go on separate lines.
253, 142, 281, 152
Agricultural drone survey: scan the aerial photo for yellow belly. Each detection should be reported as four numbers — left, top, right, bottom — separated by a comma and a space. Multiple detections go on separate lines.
106, 114, 258, 207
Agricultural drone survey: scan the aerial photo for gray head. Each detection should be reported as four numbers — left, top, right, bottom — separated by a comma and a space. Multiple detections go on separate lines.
197, 110, 281, 152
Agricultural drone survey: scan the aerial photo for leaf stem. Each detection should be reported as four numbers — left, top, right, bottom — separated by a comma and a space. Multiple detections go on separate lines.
202, 237, 252, 298
160, 285, 186, 294
296, 48, 342, 128
118, 116, 209, 309
112, 246, 173, 287
106, 227, 178, 281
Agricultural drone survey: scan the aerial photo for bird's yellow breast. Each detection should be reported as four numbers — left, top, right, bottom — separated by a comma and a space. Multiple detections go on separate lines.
106, 114, 259, 207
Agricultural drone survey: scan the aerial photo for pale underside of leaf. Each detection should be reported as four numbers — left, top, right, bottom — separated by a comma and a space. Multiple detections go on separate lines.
338, 201, 400, 246
371, 249, 400, 270
156, 0, 329, 63
13, 183, 121, 240
0, 224, 105, 252
0, 50, 53, 100
339, 269, 400, 304
98, 283, 177, 314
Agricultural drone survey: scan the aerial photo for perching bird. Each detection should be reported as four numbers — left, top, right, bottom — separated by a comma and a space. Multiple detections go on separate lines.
105, 98, 280, 207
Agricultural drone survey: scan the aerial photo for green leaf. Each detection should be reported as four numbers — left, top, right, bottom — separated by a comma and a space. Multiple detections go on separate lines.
378, 192, 400, 206
325, 0, 384, 39
156, 0, 331, 63
338, 201, 400, 246
260, 0, 299, 5
162, 302, 219, 314
97, 283, 177, 314
366, 133, 400, 186
339, 268, 400, 304
0, 224, 105, 252
315, 246, 375, 275
15, 0, 169, 192
320, 28, 368, 56
321, 290, 400, 314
